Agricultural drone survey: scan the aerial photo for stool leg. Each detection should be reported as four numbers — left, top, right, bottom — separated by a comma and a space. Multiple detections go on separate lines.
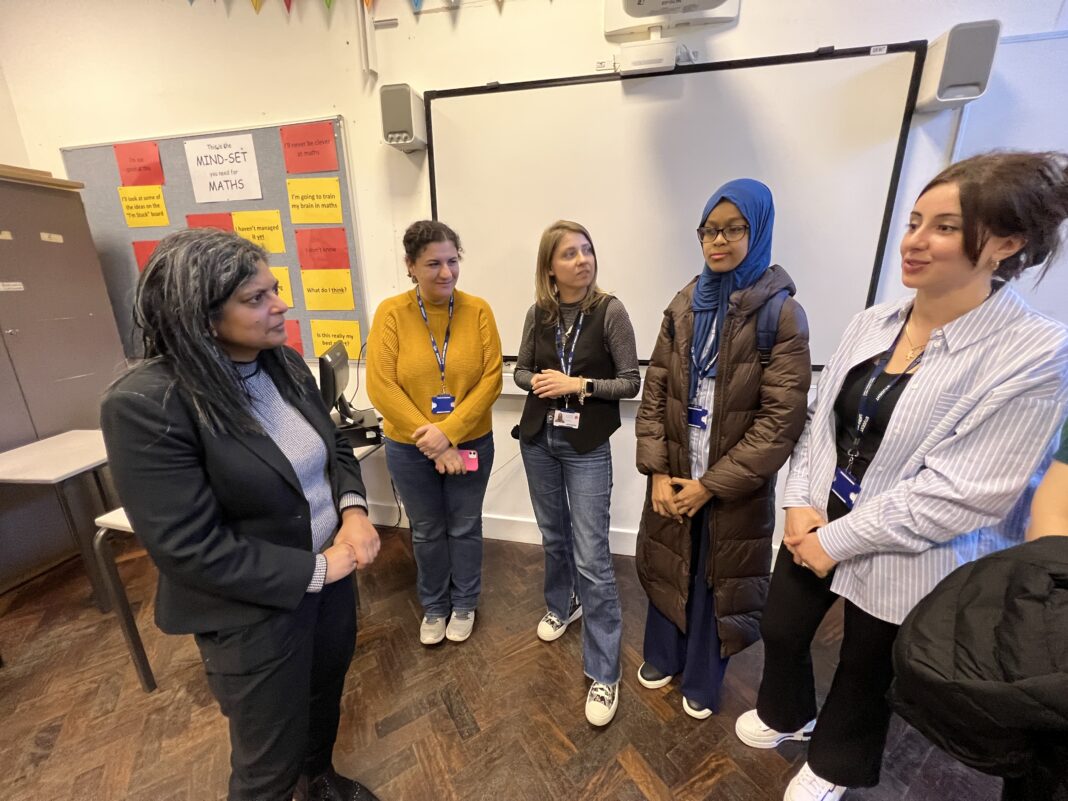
93, 527, 157, 692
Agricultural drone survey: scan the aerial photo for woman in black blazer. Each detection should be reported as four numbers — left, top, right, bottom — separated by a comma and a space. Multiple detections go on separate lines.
101, 229, 381, 801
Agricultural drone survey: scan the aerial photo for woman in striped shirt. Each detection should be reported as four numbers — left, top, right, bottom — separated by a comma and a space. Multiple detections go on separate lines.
734, 151, 1068, 801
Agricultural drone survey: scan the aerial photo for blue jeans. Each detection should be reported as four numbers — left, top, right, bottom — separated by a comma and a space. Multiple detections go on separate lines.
385, 432, 494, 618
520, 423, 622, 684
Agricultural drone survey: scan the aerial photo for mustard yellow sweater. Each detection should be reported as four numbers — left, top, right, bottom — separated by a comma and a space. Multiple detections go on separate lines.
366, 289, 502, 445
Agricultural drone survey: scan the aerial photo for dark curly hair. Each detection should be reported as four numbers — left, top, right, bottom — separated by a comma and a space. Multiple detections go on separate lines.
920, 150, 1068, 282
402, 220, 463, 269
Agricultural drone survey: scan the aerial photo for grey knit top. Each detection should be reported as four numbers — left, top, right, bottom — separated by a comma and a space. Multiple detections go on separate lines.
236, 359, 364, 592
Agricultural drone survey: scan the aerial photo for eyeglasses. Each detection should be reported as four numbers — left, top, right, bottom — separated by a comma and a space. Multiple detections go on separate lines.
696, 224, 749, 243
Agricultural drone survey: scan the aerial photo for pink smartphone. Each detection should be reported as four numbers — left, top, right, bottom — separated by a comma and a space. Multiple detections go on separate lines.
462, 449, 479, 471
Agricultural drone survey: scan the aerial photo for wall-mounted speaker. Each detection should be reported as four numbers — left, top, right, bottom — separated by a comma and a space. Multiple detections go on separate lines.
380, 83, 427, 153
917, 19, 1001, 112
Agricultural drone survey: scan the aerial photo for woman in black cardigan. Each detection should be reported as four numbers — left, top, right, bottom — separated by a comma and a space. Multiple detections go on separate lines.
101, 229, 380, 801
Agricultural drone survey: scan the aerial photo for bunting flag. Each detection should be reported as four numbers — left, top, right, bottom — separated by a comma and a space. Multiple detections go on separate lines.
187, 0, 195, 5
412, 0, 423, 11
284, 0, 293, 11
324, 0, 334, 8
363, 0, 373, 8
251, 0, 265, 11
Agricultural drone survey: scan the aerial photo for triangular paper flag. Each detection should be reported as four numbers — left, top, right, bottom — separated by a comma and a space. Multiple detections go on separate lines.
251, 0, 265, 11
363, 0, 373, 8
284, 0, 293, 10
412, 0, 422, 11
324, 0, 334, 8
187, 0, 195, 4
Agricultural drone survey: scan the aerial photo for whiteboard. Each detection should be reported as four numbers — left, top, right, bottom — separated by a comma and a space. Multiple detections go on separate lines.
427, 45, 923, 364
954, 32, 1068, 326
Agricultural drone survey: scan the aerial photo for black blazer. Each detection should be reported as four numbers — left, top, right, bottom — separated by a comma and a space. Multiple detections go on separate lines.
100, 349, 366, 635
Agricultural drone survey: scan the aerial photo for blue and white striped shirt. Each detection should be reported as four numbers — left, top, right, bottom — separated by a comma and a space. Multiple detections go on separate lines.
784, 285, 1068, 623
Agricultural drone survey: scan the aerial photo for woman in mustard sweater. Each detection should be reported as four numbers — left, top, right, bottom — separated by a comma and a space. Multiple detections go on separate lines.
367, 220, 503, 646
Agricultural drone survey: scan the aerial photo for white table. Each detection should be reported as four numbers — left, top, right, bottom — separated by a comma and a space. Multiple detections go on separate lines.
0, 430, 111, 611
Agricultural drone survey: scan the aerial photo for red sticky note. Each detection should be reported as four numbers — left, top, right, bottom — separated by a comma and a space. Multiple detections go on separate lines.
132, 240, 161, 272
280, 121, 339, 174
114, 141, 164, 187
186, 213, 235, 232
296, 227, 349, 270
284, 319, 304, 355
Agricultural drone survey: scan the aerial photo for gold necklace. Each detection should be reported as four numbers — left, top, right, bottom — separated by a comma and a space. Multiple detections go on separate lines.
902, 319, 926, 362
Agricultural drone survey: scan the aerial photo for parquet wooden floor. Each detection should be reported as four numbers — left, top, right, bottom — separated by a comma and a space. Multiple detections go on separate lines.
0, 528, 1000, 801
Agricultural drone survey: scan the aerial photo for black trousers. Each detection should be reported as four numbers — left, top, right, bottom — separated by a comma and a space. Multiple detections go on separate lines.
756, 550, 899, 788
194, 577, 357, 801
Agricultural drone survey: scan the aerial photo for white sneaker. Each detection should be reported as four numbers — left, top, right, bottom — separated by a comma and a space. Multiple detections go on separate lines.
419, 615, 446, 645
445, 609, 475, 642
585, 681, 619, 726
784, 762, 846, 801
735, 709, 816, 748
536, 597, 582, 642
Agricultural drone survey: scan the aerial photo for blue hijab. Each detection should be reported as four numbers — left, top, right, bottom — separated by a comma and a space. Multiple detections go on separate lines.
689, 178, 775, 399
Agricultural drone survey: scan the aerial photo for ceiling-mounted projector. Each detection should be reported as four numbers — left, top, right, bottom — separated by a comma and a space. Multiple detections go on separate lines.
623, 0, 730, 16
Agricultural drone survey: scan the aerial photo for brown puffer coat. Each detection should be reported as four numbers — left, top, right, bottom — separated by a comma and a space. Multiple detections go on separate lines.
635, 265, 811, 657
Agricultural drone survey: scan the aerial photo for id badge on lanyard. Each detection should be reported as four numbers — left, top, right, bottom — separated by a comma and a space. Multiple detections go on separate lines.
417, 289, 455, 415
551, 314, 585, 428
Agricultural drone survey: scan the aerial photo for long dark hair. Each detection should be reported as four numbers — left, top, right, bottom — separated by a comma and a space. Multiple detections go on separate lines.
128, 228, 307, 434
921, 150, 1068, 282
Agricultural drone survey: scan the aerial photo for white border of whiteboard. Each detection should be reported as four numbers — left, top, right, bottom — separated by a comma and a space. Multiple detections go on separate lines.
953, 31, 1068, 328
427, 48, 921, 365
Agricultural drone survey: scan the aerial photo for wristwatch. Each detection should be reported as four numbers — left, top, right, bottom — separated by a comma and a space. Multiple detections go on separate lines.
579, 377, 594, 404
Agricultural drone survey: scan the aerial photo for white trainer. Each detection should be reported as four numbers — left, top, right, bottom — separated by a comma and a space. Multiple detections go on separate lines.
784, 762, 846, 801
585, 681, 619, 726
735, 709, 816, 748
445, 609, 475, 642
536, 598, 583, 642
419, 615, 446, 645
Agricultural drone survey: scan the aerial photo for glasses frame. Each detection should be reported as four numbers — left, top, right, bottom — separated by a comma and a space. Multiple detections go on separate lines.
695, 224, 750, 243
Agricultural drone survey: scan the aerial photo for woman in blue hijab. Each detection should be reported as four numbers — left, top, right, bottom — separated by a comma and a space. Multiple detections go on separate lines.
634, 179, 812, 718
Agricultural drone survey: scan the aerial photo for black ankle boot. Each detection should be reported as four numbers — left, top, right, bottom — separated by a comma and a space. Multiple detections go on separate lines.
308, 767, 381, 801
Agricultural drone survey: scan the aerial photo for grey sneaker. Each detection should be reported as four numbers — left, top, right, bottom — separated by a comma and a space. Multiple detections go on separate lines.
536, 595, 583, 642
585, 681, 619, 726
419, 615, 446, 645
446, 609, 475, 642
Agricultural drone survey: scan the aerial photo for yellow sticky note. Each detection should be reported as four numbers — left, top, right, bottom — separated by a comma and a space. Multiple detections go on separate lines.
118, 185, 169, 227
269, 266, 294, 308
232, 210, 285, 254
301, 268, 354, 311
311, 319, 361, 358
287, 177, 343, 224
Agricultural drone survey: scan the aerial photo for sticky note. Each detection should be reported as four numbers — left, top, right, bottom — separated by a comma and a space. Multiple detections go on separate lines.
302, 269, 354, 311
284, 319, 304, 355
311, 319, 361, 358
287, 177, 343, 225
232, 210, 285, 254
132, 240, 161, 271
280, 121, 339, 174
186, 212, 234, 231
118, 185, 169, 228
114, 141, 164, 187
296, 227, 349, 270
270, 266, 294, 307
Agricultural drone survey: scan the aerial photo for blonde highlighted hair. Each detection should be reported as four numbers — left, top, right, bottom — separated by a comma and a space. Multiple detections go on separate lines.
534, 219, 611, 324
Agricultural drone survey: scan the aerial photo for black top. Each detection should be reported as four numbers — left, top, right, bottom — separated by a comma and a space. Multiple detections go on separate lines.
828, 359, 913, 521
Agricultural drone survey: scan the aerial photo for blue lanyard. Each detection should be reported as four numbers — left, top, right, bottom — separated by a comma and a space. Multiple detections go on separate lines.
689, 325, 718, 403
848, 330, 922, 469
415, 289, 453, 393
555, 312, 585, 377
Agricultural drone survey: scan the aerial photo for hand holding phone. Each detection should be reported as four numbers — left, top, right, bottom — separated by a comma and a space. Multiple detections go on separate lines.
461, 449, 479, 472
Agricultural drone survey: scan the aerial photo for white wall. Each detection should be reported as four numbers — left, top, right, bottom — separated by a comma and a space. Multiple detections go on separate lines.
1, 0, 1064, 551
0, 62, 28, 167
